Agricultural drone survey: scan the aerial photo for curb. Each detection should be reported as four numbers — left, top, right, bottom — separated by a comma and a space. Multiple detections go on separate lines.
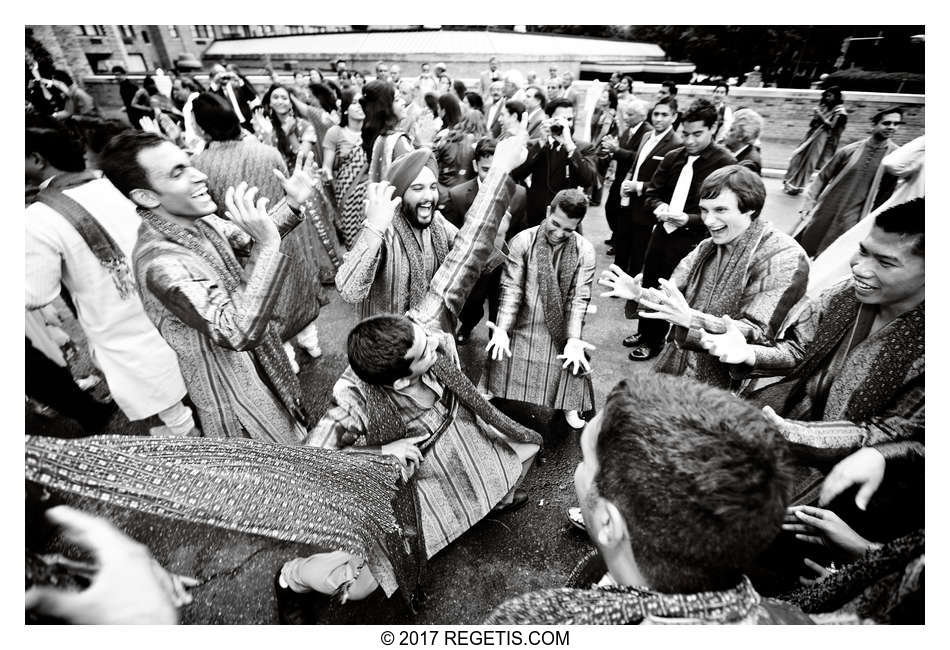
762, 167, 786, 179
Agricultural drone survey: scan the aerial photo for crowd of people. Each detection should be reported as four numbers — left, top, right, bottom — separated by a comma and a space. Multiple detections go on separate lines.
25, 52, 924, 625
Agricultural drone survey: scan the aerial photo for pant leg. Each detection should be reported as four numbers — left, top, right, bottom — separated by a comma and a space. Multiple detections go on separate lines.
622, 224, 657, 320
157, 401, 197, 436
459, 267, 501, 334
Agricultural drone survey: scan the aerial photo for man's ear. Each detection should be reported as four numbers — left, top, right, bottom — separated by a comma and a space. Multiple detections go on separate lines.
129, 188, 161, 210
591, 498, 630, 550
392, 376, 411, 391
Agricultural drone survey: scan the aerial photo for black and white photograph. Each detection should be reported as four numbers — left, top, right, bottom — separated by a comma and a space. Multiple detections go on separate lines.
21, 16, 931, 632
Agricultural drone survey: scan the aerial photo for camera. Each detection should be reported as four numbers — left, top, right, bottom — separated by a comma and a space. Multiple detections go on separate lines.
550, 123, 563, 136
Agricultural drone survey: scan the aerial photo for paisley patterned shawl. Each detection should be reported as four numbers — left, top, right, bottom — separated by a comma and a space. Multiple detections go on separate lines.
533, 227, 579, 349
391, 214, 450, 311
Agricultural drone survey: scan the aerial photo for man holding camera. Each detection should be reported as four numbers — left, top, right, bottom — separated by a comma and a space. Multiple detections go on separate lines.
209, 63, 257, 132
510, 97, 599, 234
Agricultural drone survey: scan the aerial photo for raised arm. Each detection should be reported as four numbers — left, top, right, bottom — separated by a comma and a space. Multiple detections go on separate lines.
335, 183, 395, 303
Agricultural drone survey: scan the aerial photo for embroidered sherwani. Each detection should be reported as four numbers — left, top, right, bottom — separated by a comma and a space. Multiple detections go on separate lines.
133, 200, 314, 443
487, 226, 596, 410
336, 212, 459, 320
310, 168, 537, 558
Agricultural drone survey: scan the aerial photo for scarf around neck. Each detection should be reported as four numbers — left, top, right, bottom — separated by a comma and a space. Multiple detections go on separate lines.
391, 212, 449, 310
533, 228, 579, 349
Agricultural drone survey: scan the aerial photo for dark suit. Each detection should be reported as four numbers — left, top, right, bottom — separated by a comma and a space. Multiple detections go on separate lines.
444, 178, 527, 335
637, 143, 737, 346
525, 108, 545, 143
510, 138, 599, 233
735, 145, 763, 175
614, 128, 682, 282
486, 100, 505, 139
604, 121, 653, 239
211, 82, 257, 130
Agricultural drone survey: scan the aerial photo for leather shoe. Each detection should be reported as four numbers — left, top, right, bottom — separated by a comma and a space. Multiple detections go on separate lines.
606, 247, 615, 256
492, 489, 529, 513
628, 344, 661, 361
622, 333, 642, 347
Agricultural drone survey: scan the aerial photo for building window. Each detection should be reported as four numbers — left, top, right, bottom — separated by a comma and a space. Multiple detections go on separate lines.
141, 29, 150, 44
262, 25, 275, 36
76, 25, 105, 36
119, 25, 135, 40
168, 25, 180, 39
191, 25, 213, 39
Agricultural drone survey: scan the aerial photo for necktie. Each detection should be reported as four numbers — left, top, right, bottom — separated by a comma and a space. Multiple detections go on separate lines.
665, 154, 699, 233
631, 133, 657, 182
224, 84, 244, 120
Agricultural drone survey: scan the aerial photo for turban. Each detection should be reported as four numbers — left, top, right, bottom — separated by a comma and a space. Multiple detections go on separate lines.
386, 148, 438, 198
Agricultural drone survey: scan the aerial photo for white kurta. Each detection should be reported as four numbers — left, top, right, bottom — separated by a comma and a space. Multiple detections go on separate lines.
26, 178, 187, 420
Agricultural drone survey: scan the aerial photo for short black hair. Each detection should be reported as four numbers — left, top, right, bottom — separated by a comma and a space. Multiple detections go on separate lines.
347, 314, 416, 386
26, 126, 86, 172
654, 96, 678, 113
51, 69, 74, 86
71, 117, 132, 155
474, 137, 497, 161
874, 197, 924, 257
98, 131, 167, 197
192, 92, 242, 141
111, 65, 126, 75
549, 188, 588, 221
714, 82, 730, 95
594, 374, 792, 593
872, 106, 904, 124
699, 165, 767, 219
504, 99, 526, 121
464, 91, 484, 113
681, 98, 718, 128
525, 85, 547, 110
545, 97, 574, 118
660, 80, 678, 95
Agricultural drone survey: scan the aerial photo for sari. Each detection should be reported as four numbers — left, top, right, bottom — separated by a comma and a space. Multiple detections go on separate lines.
783, 104, 847, 194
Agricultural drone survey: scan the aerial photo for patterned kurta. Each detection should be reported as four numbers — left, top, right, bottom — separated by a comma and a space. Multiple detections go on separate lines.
133, 202, 312, 443
488, 227, 596, 410
336, 213, 458, 319
312, 168, 533, 557
655, 220, 810, 389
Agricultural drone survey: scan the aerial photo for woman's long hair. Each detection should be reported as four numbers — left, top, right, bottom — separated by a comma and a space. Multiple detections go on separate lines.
339, 88, 359, 128
262, 83, 302, 161
423, 92, 439, 119
438, 93, 463, 131
359, 80, 399, 157
820, 85, 844, 108
309, 82, 337, 114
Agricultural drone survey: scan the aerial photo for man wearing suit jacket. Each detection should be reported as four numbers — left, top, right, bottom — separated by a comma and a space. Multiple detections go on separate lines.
602, 99, 653, 258
723, 108, 764, 175
208, 64, 257, 131
486, 81, 506, 140
523, 85, 547, 143
510, 98, 599, 234
629, 99, 737, 361
443, 138, 527, 343
480, 57, 502, 101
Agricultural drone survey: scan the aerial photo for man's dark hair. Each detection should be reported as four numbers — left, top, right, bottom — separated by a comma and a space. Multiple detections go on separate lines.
26, 126, 86, 172
874, 197, 924, 257
699, 165, 767, 219
654, 96, 678, 113
872, 106, 904, 124
525, 85, 547, 110
192, 92, 242, 141
72, 117, 132, 155
660, 80, 678, 95
464, 91, 484, 114
549, 188, 588, 221
98, 131, 167, 197
504, 99, 526, 122
347, 314, 416, 386
474, 137, 497, 161
714, 82, 730, 95
594, 374, 792, 594
544, 97, 574, 118
682, 98, 718, 128
51, 69, 74, 87
111, 65, 126, 75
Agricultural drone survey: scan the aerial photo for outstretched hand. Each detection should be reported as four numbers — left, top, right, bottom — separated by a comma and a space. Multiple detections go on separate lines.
24, 506, 197, 624
637, 277, 693, 328
783, 505, 877, 561
224, 181, 279, 246
557, 338, 595, 375
698, 314, 755, 365
362, 182, 401, 234
491, 111, 529, 173
274, 149, 319, 209
485, 321, 512, 361
598, 264, 641, 301
820, 447, 886, 511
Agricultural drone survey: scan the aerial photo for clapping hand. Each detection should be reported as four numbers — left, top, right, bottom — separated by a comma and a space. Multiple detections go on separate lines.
274, 149, 319, 209
24, 506, 197, 624
557, 338, 595, 375
224, 182, 279, 247
598, 264, 641, 301
699, 314, 755, 365
492, 112, 530, 173
485, 321, 512, 361
251, 108, 273, 139
637, 278, 694, 328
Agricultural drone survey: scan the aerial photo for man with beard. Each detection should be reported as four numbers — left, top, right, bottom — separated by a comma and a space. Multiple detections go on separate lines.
336, 148, 464, 320
99, 132, 322, 444
485, 81, 507, 139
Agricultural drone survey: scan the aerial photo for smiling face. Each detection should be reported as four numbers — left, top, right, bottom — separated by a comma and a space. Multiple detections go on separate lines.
401, 166, 438, 229
573, 411, 603, 538
656, 86, 671, 101
134, 141, 216, 218
849, 226, 924, 307
617, 77, 630, 93
651, 103, 674, 133
712, 86, 727, 103
872, 112, 902, 141
268, 87, 293, 116
473, 154, 493, 183
543, 206, 582, 245
403, 322, 442, 381
699, 188, 753, 246
347, 98, 365, 122
681, 119, 713, 155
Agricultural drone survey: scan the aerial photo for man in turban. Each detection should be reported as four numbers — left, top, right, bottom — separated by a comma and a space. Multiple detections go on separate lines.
336, 148, 464, 319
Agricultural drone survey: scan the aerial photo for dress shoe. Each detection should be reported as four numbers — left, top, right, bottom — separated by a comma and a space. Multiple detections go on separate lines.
622, 333, 643, 347
628, 344, 661, 361
492, 489, 529, 513
606, 247, 615, 256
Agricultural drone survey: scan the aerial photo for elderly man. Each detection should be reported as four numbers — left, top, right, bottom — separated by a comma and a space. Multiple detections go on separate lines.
723, 108, 764, 174
601, 99, 653, 257
374, 60, 390, 82
601, 165, 809, 389
336, 148, 467, 320
99, 132, 322, 444
480, 56, 501, 100
486, 373, 812, 624
795, 108, 902, 258
485, 80, 507, 139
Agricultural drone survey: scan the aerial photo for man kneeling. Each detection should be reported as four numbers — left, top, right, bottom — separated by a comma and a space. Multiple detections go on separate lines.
487, 373, 813, 624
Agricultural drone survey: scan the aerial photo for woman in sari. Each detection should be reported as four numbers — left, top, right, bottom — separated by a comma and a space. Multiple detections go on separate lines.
361, 80, 414, 182
323, 89, 368, 250
783, 86, 847, 195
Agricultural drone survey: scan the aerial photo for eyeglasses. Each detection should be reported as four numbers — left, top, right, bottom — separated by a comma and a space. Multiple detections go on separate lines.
880, 121, 903, 126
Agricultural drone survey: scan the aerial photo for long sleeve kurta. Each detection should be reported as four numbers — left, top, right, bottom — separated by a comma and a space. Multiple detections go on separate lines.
487, 227, 596, 410
311, 167, 531, 558
133, 201, 313, 442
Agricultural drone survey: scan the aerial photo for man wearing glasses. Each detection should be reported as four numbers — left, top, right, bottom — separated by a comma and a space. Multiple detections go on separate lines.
795, 107, 903, 258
